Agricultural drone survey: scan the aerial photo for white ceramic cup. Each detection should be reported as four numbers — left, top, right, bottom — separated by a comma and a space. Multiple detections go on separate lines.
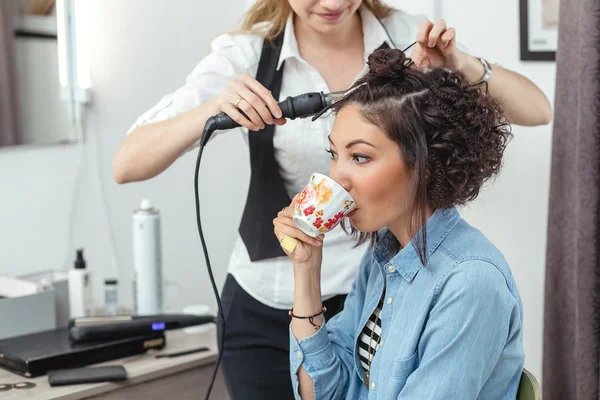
293, 173, 356, 238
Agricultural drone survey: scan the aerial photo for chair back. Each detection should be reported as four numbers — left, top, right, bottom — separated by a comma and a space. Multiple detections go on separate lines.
516, 368, 542, 400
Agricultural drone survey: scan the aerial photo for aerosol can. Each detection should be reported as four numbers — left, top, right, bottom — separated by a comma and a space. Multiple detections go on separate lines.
132, 199, 163, 315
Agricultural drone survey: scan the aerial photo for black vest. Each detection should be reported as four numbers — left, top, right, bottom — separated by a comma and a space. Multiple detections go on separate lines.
238, 31, 290, 261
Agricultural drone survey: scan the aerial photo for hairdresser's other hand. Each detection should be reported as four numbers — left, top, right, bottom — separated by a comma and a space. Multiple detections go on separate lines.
273, 194, 324, 268
214, 73, 287, 131
411, 19, 466, 71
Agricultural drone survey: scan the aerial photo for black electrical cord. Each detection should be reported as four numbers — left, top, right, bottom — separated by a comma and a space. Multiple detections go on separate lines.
194, 118, 225, 400
195, 92, 334, 399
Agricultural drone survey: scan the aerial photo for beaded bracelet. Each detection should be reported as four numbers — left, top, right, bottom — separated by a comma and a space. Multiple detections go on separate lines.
289, 306, 327, 331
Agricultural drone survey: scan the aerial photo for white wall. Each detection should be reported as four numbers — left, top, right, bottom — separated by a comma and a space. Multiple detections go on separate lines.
0, 0, 554, 386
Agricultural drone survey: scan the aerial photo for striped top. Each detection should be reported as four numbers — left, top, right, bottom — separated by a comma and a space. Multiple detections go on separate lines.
358, 294, 384, 371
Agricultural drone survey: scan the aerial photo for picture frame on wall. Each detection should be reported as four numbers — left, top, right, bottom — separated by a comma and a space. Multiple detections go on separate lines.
520, 0, 558, 61
13, 0, 57, 40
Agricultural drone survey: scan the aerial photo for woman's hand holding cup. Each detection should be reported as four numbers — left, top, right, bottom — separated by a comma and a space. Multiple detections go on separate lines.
273, 194, 324, 268
273, 173, 356, 269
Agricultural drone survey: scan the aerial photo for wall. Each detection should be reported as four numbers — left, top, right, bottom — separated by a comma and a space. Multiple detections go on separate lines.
0, 0, 555, 385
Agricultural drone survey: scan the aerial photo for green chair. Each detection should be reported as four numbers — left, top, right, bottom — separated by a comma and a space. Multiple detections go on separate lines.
517, 368, 542, 400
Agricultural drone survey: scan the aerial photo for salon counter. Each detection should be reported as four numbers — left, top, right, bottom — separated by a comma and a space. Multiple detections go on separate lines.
0, 328, 229, 400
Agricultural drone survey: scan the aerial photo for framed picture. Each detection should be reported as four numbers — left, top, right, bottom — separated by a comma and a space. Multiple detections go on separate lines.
13, 0, 57, 40
520, 0, 558, 61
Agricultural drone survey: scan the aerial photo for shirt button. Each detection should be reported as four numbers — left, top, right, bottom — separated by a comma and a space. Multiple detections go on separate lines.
296, 351, 302, 359
387, 297, 393, 305
387, 265, 396, 273
370, 382, 376, 390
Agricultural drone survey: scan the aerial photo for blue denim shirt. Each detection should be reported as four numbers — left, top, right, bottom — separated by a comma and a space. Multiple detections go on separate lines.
289, 207, 524, 399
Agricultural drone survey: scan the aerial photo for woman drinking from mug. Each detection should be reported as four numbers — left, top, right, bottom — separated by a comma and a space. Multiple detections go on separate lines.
274, 47, 523, 399
114, 1, 548, 398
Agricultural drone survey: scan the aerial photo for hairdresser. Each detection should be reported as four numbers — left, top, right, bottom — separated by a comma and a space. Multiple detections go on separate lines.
113, 1, 551, 398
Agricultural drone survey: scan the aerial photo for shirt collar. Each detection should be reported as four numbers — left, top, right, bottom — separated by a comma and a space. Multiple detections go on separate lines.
373, 207, 461, 282
277, 13, 299, 71
276, 6, 394, 71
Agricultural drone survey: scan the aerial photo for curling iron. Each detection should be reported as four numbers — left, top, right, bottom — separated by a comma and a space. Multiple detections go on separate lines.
199, 86, 365, 146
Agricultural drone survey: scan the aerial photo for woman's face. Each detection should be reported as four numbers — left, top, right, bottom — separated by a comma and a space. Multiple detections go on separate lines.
328, 105, 413, 234
288, 0, 362, 34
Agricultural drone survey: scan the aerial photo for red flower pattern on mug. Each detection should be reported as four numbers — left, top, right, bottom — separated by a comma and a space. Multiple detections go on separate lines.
323, 211, 346, 230
304, 206, 315, 216
313, 217, 323, 228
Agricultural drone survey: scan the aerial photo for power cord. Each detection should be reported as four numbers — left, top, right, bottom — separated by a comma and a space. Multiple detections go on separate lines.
194, 92, 334, 398
194, 119, 225, 400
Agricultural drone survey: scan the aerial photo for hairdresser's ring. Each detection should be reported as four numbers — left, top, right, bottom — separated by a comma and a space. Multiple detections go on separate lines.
281, 206, 288, 215
235, 97, 243, 109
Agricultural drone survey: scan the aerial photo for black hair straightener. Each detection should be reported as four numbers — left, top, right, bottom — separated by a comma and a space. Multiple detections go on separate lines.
68, 314, 215, 343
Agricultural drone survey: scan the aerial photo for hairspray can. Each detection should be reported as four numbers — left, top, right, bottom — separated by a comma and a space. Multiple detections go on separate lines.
132, 199, 163, 315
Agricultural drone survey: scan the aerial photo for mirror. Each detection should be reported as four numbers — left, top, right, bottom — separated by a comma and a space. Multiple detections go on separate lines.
0, 0, 77, 147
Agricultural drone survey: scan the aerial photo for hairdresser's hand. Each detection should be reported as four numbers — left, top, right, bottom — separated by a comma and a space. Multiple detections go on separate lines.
273, 194, 324, 268
215, 73, 287, 131
411, 19, 466, 71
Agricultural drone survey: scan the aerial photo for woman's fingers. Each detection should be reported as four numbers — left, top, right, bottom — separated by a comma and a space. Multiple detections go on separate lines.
230, 85, 265, 129
234, 81, 273, 127
416, 19, 434, 47
218, 73, 286, 132
440, 27, 456, 50
241, 73, 283, 119
428, 19, 447, 48
274, 218, 322, 247
220, 100, 259, 131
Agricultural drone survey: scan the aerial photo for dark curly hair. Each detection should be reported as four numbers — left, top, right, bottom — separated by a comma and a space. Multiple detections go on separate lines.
333, 48, 512, 264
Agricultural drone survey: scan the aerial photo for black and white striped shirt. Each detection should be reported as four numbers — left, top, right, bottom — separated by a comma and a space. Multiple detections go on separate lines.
358, 295, 384, 371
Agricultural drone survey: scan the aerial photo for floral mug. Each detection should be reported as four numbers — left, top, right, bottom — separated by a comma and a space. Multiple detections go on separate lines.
293, 173, 356, 238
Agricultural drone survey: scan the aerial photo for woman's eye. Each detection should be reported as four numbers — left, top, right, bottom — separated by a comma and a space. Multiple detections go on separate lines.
325, 148, 337, 159
353, 154, 370, 164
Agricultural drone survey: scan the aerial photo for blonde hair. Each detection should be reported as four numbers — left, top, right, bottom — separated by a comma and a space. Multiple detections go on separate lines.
234, 0, 394, 40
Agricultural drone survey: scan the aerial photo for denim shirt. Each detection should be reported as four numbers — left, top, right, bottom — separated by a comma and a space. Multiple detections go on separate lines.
289, 207, 524, 399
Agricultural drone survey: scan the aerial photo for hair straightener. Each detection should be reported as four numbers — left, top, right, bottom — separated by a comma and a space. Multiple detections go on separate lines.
68, 313, 215, 343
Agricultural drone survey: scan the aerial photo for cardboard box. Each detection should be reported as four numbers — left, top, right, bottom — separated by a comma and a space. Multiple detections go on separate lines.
0, 276, 56, 340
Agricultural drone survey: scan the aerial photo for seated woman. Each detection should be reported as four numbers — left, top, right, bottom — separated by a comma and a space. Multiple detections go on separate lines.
273, 48, 523, 399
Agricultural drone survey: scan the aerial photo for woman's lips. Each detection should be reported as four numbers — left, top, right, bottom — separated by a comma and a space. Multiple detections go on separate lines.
317, 11, 343, 21
347, 209, 358, 218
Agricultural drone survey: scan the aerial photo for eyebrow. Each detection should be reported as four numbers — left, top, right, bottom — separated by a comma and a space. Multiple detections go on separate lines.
328, 135, 376, 149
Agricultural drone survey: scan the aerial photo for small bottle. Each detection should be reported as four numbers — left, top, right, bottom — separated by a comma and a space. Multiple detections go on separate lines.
104, 279, 119, 316
68, 249, 93, 318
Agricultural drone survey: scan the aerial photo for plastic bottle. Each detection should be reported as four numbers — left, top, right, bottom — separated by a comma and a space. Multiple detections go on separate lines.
104, 278, 119, 316
68, 249, 93, 318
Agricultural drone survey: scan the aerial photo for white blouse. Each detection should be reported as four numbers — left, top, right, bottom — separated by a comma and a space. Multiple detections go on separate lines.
127, 7, 423, 309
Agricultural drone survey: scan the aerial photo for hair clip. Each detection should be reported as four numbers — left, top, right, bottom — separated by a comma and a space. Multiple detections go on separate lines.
311, 82, 368, 121
402, 41, 417, 54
